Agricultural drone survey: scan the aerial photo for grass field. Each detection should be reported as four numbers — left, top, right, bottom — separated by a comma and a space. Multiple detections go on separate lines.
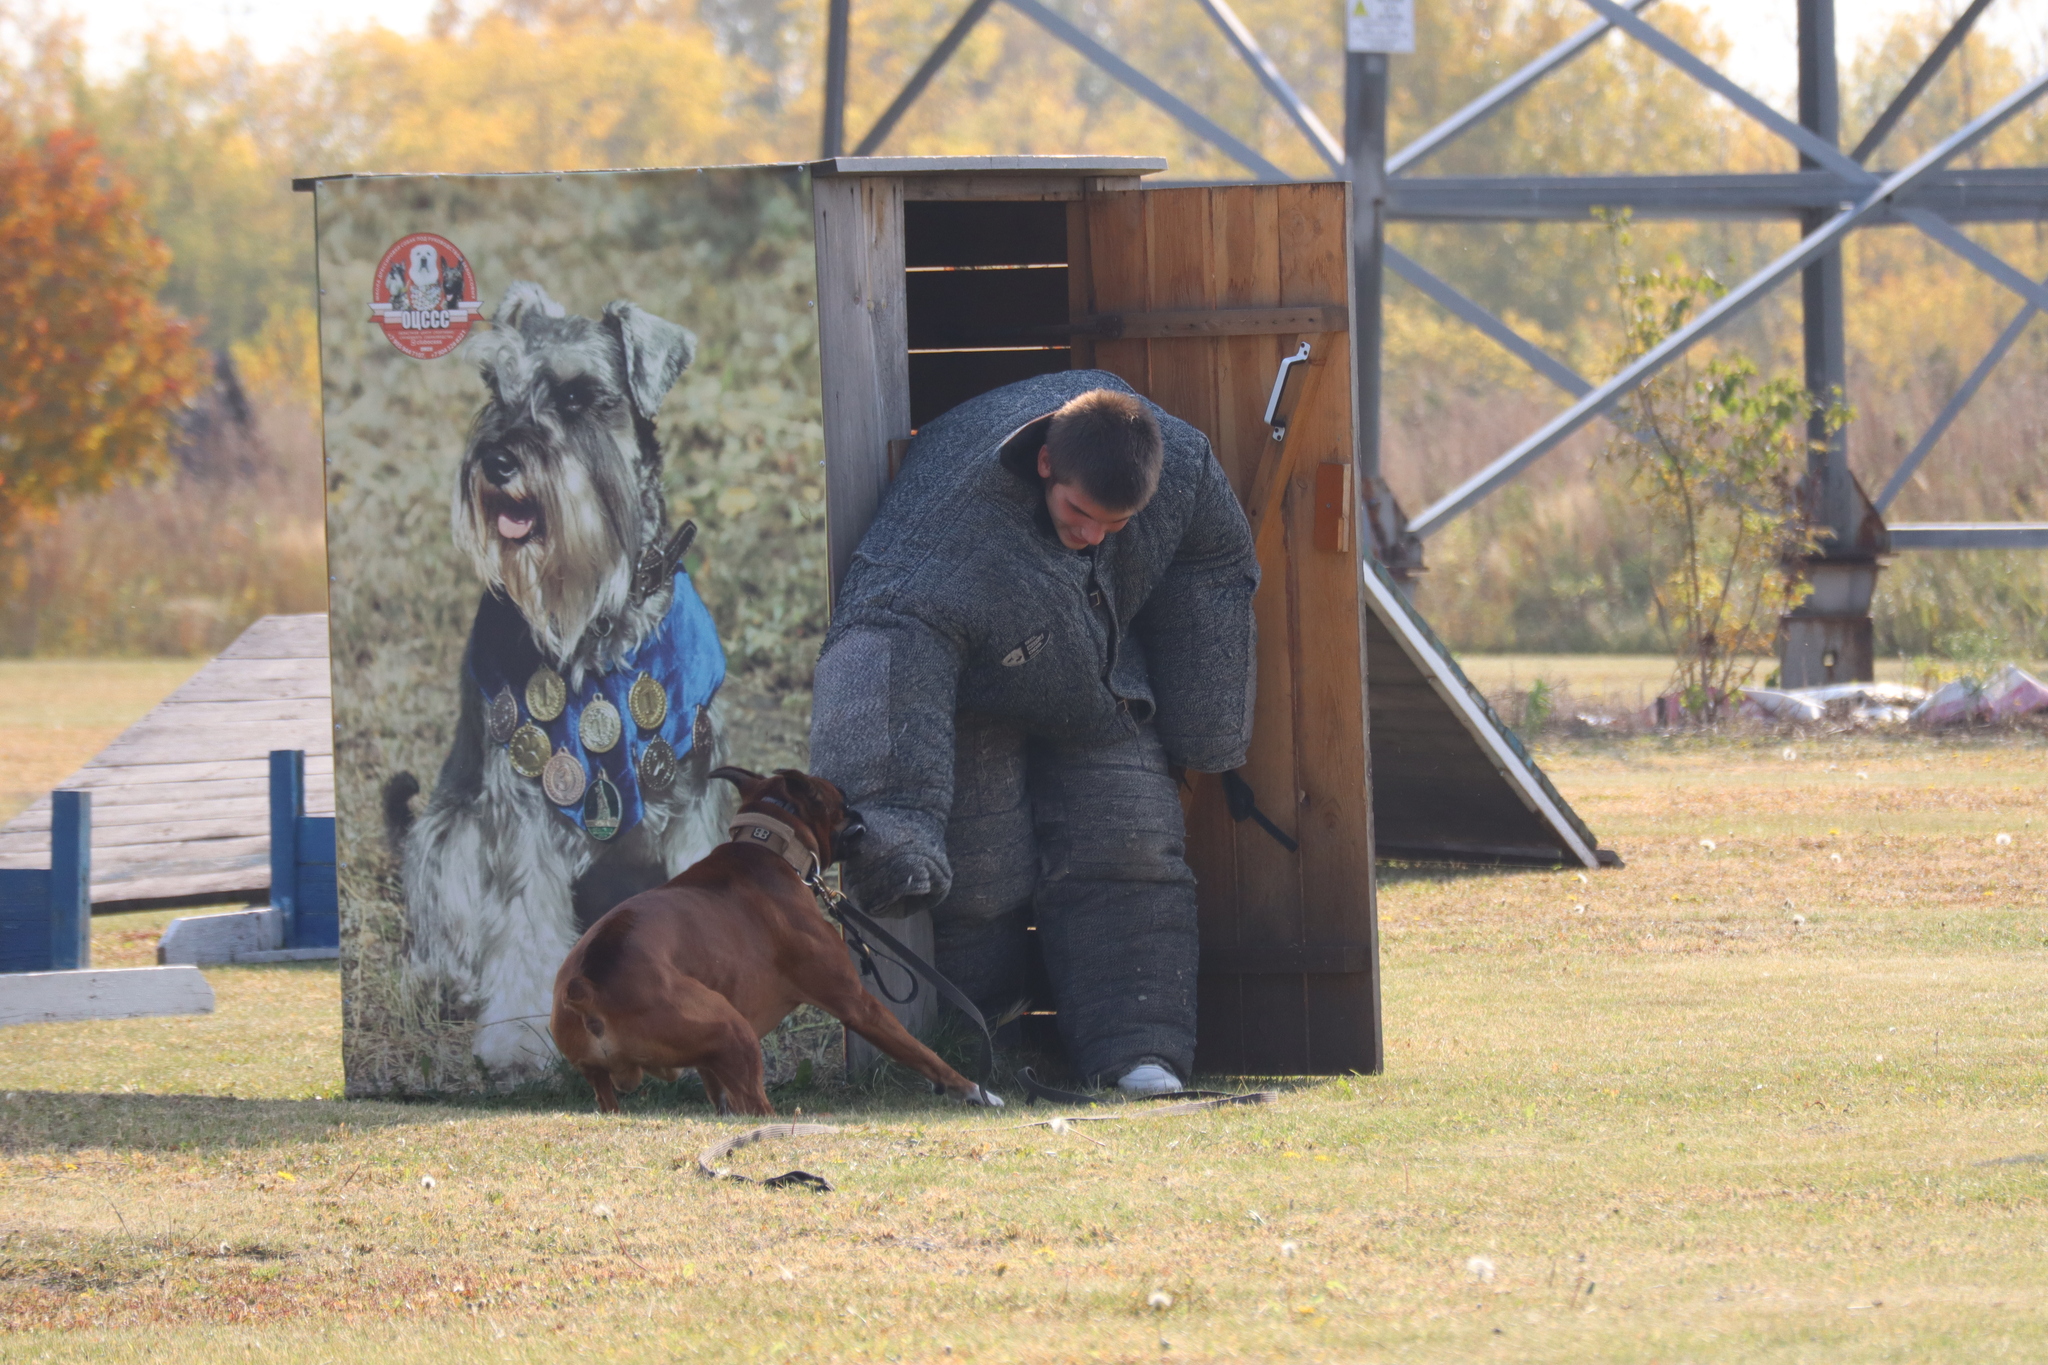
3, 663, 2046, 1362
0, 660, 205, 824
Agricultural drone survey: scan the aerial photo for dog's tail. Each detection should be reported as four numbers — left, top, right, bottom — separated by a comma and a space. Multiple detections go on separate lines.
383, 771, 421, 849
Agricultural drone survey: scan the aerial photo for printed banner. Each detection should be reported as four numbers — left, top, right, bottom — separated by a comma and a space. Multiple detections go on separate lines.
313, 168, 833, 1095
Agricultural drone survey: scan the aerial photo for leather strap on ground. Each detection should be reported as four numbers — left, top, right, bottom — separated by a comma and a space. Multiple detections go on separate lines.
695, 1122, 839, 1191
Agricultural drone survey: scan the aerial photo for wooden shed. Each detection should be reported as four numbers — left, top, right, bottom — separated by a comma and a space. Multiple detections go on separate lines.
813, 156, 1384, 1075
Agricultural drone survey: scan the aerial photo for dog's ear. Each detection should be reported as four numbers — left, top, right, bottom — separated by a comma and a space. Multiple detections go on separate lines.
603, 301, 697, 421
709, 765, 767, 797
495, 281, 565, 331
774, 769, 838, 812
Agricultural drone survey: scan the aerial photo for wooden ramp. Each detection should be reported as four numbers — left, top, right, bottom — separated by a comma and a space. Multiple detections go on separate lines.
0, 616, 334, 908
1362, 563, 1611, 868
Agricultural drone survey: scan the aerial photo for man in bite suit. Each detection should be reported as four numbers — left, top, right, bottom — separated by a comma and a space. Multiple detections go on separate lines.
809, 372, 1257, 1094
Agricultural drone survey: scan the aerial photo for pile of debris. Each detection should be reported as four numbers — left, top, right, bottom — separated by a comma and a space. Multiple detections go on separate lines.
1904, 665, 2048, 727
1739, 664, 2048, 728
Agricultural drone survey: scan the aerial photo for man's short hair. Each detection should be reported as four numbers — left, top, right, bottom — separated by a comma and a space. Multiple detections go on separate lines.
1044, 389, 1163, 512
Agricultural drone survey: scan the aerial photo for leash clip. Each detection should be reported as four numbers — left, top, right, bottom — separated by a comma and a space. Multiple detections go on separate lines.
805, 868, 919, 1006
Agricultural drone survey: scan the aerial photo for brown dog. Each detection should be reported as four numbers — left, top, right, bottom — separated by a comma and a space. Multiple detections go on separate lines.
551, 766, 1001, 1115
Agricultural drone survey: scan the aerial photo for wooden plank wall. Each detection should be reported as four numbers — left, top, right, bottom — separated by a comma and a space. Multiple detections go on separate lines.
0, 615, 335, 907
1072, 184, 1381, 1075
813, 173, 911, 602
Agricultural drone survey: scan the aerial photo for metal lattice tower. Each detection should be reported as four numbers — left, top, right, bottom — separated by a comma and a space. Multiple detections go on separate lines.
820, 0, 2048, 684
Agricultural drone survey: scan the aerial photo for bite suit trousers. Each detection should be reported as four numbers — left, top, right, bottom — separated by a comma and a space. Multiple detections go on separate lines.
933, 711, 1198, 1083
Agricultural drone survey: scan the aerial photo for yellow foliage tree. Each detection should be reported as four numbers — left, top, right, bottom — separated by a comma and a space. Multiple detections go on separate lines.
0, 116, 206, 541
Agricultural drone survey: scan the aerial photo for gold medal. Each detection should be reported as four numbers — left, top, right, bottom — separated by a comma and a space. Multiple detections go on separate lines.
485, 685, 519, 744
628, 671, 668, 731
580, 695, 623, 753
637, 737, 678, 794
542, 748, 587, 806
583, 775, 623, 841
507, 723, 550, 778
525, 666, 567, 723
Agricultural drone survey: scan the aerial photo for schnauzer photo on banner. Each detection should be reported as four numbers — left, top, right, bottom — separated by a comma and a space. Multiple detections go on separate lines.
312, 167, 830, 1095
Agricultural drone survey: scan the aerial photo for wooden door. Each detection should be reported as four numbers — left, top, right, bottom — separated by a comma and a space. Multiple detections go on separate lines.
1069, 182, 1381, 1075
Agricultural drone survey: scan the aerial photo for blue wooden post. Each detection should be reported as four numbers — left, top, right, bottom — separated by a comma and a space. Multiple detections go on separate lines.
269, 749, 303, 949
47, 790, 91, 970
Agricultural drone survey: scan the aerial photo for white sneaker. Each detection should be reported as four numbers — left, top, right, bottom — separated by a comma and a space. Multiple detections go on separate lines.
1117, 1062, 1182, 1096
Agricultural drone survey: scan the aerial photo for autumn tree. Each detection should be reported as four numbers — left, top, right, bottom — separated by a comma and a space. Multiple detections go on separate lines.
0, 115, 205, 543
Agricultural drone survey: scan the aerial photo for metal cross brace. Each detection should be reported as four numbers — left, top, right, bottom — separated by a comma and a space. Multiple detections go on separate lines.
834, 0, 2046, 543
1852, 0, 1997, 164
1876, 268, 2048, 513
1897, 207, 2048, 314
853, 0, 1291, 180
1002, 0, 1290, 181
1405, 64, 2048, 540
1389, 0, 1660, 175
853, 0, 998, 157
1576, 0, 1873, 185
1384, 248, 1591, 398
1193, 0, 1344, 174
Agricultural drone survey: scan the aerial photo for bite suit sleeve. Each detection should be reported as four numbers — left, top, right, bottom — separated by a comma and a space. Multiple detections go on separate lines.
808, 609, 962, 915
1132, 443, 1259, 772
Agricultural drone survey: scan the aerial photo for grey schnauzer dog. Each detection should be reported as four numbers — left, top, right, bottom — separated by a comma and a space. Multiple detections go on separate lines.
386, 281, 731, 1079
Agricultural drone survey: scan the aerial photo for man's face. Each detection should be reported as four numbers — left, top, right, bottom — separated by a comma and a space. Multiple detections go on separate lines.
1037, 445, 1142, 550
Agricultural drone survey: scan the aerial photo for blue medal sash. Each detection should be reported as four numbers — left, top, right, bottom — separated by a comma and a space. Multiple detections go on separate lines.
469, 570, 726, 839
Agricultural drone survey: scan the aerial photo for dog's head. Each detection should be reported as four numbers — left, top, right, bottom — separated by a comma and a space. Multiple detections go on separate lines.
453, 281, 697, 665
711, 766, 867, 868
409, 244, 441, 291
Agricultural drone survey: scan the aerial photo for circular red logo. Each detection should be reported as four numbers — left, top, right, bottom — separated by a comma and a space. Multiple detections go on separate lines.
369, 233, 480, 359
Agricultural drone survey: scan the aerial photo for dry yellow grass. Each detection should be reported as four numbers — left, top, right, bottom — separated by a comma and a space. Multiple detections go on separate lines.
0, 660, 204, 823
2, 670, 2046, 1361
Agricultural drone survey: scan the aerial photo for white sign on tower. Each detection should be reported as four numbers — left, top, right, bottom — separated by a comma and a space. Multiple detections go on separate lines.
1346, 0, 1415, 54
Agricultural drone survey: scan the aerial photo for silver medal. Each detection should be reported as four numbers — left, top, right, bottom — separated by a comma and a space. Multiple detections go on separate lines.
486, 685, 519, 744
638, 737, 678, 794
580, 695, 623, 754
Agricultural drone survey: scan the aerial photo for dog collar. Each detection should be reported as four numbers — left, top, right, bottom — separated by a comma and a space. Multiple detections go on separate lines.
727, 813, 819, 877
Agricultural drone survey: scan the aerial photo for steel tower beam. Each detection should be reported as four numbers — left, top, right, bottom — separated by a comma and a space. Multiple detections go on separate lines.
822, 0, 852, 158
1196, 0, 1344, 172
830, 0, 2048, 555
1349, 50, 1390, 485
1852, 0, 1997, 164
1797, 0, 1856, 557
1388, 0, 1659, 174
1876, 271, 2048, 513
1584, 0, 1871, 183
1404, 67, 2048, 540
1004, 0, 1289, 181
852, 0, 998, 157
1384, 248, 1590, 398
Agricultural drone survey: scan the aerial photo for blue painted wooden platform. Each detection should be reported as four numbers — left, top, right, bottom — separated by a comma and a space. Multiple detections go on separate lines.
0, 615, 334, 908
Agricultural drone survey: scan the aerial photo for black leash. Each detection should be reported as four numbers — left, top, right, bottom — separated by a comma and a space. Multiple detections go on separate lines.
802, 871, 1266, 1111
805, 870, 998, 1088
840, 918, 921, 1007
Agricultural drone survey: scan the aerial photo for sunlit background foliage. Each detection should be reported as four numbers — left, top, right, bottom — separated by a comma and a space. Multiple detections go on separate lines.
0, 0, 2043, 661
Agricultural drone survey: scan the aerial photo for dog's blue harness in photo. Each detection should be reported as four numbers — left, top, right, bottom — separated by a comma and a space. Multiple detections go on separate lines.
469, 569, 726, 839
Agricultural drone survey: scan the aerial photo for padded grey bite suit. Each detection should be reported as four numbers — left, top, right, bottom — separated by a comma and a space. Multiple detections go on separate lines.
809, 371, 1257, 1081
